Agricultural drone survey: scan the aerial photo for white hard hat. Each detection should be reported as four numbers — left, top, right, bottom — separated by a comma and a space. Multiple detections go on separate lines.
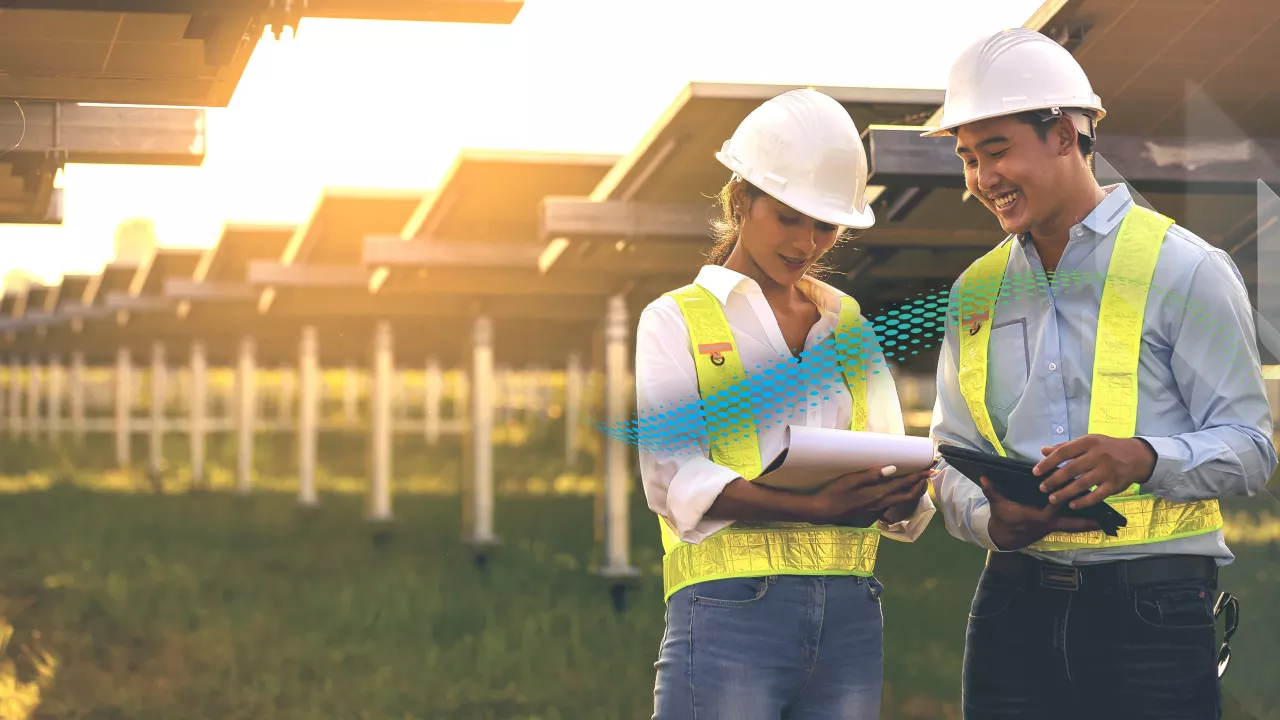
715, 88, 875, 229
922, 28, 1105, 138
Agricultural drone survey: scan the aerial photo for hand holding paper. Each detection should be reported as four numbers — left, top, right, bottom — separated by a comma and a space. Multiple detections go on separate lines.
754, 426, 937, 494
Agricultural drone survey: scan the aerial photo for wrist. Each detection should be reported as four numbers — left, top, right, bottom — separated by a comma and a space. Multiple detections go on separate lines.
986, 515, 1029, 552
1132, 437, 1158, 484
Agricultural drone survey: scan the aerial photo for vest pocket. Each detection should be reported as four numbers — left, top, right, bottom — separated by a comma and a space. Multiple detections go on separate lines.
986, 319, 1030, 411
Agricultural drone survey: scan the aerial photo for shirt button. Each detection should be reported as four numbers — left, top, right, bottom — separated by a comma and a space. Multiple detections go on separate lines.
1074, 228, 1084, 237
1055, 425, 1065, 435
1048, 362, 1058, 372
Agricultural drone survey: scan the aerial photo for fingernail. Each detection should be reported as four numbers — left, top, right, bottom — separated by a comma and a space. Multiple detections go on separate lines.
1049, 494, 1057, 503
1039, 483, 1047, 492
1069, 502, 1078, 509
880, 465, 897, 477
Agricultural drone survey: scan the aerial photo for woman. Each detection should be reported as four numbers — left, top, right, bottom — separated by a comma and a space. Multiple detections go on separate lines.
635, 88, 937, 720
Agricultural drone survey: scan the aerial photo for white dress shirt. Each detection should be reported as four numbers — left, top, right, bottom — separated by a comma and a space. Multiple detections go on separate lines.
635, 264, 936, 545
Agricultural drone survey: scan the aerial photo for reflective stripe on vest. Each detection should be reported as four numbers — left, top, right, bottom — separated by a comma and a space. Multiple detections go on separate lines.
954, 206, 1222, 551
659, 283, 880, 600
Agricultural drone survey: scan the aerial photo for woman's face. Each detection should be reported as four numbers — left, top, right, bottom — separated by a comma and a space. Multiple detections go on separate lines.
731, 188, 840, 287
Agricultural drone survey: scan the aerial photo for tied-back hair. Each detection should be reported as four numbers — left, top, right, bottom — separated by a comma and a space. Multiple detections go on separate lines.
704, 175, 861, 279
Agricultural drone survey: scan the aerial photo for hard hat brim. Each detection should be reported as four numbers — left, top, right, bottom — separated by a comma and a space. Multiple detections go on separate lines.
715, 154, 877, 230
919, 102, 1107, 138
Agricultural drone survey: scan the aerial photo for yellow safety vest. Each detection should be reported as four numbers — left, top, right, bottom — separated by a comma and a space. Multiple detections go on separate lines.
658, 283, 881, 601
955, 205, 1223, 551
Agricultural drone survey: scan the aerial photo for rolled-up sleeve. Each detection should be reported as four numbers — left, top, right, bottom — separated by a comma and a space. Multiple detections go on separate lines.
635, 299, 741, 544
1138, 249, 1278, 501
929, 295, 1002, 551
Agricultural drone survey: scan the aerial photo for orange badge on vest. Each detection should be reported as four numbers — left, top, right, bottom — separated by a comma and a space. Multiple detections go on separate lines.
967, 311, 990, 336
698, 342, 734, 367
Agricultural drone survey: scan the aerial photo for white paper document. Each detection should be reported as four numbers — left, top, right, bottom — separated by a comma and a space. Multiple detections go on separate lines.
754, 425, 936, 494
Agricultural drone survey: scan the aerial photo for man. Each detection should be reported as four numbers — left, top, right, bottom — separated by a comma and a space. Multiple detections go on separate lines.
926, 28, 1275, 720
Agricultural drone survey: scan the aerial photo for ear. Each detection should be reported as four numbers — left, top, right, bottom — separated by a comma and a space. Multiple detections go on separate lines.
1052, 116, 1079, 158
729, 181, 754, 218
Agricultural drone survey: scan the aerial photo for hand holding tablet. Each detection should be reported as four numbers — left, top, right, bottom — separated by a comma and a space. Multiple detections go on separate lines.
937, 444, 1127, 537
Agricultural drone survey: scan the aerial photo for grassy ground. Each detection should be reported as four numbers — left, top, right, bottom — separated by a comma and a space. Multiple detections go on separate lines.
0, 436, 1276, 718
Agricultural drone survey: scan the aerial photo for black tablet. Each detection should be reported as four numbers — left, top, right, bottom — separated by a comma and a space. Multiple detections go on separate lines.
937, 444, 1127, 537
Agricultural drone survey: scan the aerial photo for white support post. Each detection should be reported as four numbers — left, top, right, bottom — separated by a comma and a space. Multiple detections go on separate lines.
565, 352, 582, 467
298, 325, 319, 507
236, 335, 256, 495
190, 340, 207, 488
149, 341, 166, 479
601, 295, 638, 580
370, 320, 394, 521
469, 315, 497, 547
424, 356, 441, 445
26, 356, 40, 441
115, 348, 131, 467
47, 354, 62, 442
342, 362, 358, 426
7, 358, 19, 440
70, 350, 85, 446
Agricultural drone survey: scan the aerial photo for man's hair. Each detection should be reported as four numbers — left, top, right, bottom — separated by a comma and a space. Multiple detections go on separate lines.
1015, 110, 1095, 160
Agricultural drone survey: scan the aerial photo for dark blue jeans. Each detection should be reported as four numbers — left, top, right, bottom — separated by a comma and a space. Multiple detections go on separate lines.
962, 564, 1221, 720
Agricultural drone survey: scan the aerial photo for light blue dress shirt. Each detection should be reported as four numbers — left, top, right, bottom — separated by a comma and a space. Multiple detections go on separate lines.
930, 184, 1276, 566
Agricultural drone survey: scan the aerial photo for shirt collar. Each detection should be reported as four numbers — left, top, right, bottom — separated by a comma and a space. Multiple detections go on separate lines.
1083, 183, 1135, 236
693, 264, 845, 314
1017, 183, 1135, 244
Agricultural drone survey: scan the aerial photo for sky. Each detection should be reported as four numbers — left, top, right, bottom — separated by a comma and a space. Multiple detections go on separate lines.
0, 0, 1046, 288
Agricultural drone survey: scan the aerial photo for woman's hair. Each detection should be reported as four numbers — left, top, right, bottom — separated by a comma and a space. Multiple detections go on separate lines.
705, 176, 762, 266
704, 176, 859, 276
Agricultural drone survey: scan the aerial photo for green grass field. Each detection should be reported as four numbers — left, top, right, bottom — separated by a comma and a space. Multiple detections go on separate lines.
0, 434, 1276, 719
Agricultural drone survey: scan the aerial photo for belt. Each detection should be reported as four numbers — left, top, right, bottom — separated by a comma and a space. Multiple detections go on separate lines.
984, 551, 1218, 593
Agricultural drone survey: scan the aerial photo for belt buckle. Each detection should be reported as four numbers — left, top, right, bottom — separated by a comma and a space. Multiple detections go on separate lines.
1040, 564, 1080, 591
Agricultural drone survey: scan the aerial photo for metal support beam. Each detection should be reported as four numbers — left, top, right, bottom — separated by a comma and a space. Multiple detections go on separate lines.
539, 196, 711, 244
467, 314, 498, 551
149, 341, 166, 480
299, 325, 319, 507
0, 0, 523, 24
115, 348, 131, 467
164, 278, 257, 302
364, 236, 544, 268
246, 261, 370, 288
0, 102, 206, 166
70, 350, 85, 445
370, 321, 393, 522
236, 335, 256, 495
864, 125, 1280, 195
600, 295, 638, 581
190, 340, 207, 488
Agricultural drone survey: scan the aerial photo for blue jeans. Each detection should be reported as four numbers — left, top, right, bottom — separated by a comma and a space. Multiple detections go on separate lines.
963, 565, 1221, 719
653, 575, 885, 720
